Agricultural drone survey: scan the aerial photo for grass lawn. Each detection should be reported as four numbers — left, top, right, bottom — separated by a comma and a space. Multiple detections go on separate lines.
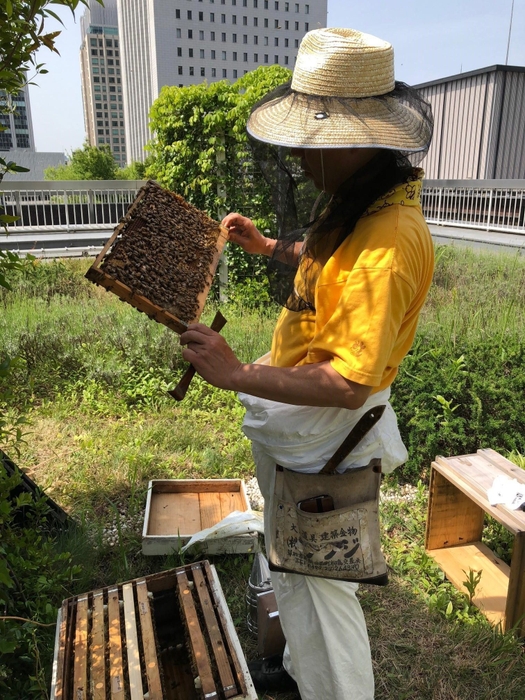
2, 248, 525, 698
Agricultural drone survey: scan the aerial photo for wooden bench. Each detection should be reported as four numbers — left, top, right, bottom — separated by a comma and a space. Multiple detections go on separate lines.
425, 448, 525, 635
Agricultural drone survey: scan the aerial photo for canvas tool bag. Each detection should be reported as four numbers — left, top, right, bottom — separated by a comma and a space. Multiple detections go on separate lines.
267, 405, 389, 585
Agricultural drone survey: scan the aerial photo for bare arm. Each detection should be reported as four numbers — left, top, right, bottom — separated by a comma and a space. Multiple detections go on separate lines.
180, 324, 372, 410
222, 212, 302, 267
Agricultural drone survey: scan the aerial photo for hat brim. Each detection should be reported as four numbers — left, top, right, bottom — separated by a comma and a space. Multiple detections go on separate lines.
247, 91, 430, 151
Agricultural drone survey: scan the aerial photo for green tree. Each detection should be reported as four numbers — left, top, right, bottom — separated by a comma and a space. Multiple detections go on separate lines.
116, 158, 151, 180
44, 141, 118, 180
147, 66, 292, 283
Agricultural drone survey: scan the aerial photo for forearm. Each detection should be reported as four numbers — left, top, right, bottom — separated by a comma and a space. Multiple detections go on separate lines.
227, 360, 372, 409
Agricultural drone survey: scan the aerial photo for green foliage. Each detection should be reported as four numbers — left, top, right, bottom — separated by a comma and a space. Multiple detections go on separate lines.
44, 141, 118, 180
148, 66, 292, 283
116, 158, 150, 180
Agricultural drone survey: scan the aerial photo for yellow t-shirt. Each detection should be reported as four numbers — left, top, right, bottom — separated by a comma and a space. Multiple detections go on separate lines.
270, 173, 434, 393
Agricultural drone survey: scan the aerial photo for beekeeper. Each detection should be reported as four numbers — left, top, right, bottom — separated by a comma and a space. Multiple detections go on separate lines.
180, 27, 434, 700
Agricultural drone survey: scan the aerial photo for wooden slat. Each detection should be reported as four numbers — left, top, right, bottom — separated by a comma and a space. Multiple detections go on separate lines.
91, 591, 106, 700
506, 532, 525, 634
427, 541, 509, 626
192, 564, 238, 698
135, 580, 164, 700
122, 583, 143, 700
73, 596, 88, 700
203, 561, 247, 696
478, 448, 525, 482
150, 479, 244, 494
220, 490, 245, 519
176, 568, 216, 696
426, 469, 485, 550
148, 492, 201, 536
52, 600, 70, 699
107, 588, 125, 700
199, 492, 222, 530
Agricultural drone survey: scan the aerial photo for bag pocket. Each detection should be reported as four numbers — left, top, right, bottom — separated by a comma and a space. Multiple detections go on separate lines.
272, 498, 376, 579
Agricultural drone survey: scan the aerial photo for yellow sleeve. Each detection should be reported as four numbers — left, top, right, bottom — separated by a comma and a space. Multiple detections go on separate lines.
306, 266, 417, 387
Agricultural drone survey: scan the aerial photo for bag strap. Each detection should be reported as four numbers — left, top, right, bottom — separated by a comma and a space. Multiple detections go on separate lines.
320, 405, 386, 475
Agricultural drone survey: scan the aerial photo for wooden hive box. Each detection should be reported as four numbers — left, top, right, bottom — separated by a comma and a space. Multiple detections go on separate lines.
142, 479, 260, 556
50, 560, 257, 700
85, 180, 229, 333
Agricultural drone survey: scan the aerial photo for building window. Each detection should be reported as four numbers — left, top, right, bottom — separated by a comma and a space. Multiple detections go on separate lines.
264, 36, 268, 45
177, 47, 182, 56
294, 21, 298, 30
305, 3, 309, 13
253, 16, 257, 26
199, 30, 205, 38
253, 35, 258, 44
188, 29, 193, 38
305, 22, 309, 31
264, 18, 268, 27
232, 33, 237, 41
233, 69, 238, 78
232, 0, 236, 4
222, 68, 227, 77
253, 0, 257, 6
244, 15, 248, 24
274, 37, 279, 46
243, 34, 248, 43
264, 54, 268, 63
222, 50, 227, 59
189, 66, 194, 75
274, 54, 278, 63
284, 37, 289, 46
212, 68, 216, 77
211, 31, 215, 39
91, 48, 98, 56
201, 67, 206, 76
176, 9, 180, 17
178, 66, 183, 74
233, 51, 237, 60
252, 52, 257, 61
285, 1, 289, 9
199, 11, 204, 19
275, 19, 279, 28
294, 38, 299, 47
210, 12, 215, 20
275, 0, 279, 8
211, 49, 216, 58
200, 48, 205, 57
264, 0, 268, 7
176, 28, 181, 37
90, 38, 97, 46
221, 32, 226, 41
295, 2, 299, 10
232, 14, 237, 23
221, 13, 226, 21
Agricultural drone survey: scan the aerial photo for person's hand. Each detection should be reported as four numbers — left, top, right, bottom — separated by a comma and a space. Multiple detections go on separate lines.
222, 213, 276, 256
180, 323, 244, 390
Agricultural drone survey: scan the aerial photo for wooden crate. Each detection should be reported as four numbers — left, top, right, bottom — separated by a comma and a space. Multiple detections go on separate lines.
142, 479, 260, 555
50, 561, 257, 700
425, 448, 525, 635
85, 181, 229, 333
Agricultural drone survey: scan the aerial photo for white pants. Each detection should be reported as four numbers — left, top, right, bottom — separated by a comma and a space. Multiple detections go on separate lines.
254, 444, 375, 700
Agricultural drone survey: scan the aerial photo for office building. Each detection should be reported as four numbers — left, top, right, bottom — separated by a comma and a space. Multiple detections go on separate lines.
80, 0, 127, 166
117, 0, 327, 163
0, 86, 35, 152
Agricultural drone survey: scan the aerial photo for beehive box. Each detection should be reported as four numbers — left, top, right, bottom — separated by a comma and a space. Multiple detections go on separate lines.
85, 180, 229, 333
142, 479, 260, 555
50, 561, 257, 700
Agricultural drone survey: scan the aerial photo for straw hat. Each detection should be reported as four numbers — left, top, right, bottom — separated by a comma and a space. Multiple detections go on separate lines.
247, 27, 431, 152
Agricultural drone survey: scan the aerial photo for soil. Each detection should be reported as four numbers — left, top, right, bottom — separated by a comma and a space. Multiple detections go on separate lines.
100, 181, 222, 323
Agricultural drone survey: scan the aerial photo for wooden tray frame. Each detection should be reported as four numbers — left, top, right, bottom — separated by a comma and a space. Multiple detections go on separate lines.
85, 182, 229, 333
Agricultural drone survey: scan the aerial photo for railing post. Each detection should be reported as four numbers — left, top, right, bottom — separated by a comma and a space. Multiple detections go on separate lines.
63, 188, 70, 231
437, 188, 442, 225
486, 190, 493, 232
88, 189, 95, 225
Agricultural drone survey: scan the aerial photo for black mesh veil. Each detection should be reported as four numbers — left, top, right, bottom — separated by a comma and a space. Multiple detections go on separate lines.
248, 81, 434, 311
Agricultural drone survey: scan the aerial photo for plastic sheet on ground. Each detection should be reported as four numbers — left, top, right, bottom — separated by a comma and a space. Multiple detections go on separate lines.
180, 510, 265, 553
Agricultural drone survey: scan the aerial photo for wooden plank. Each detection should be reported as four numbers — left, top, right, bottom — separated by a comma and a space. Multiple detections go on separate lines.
91, 591, 106, 700
148, 492, 201, 536
63, 598, 76, 699
136, 580, 164, 700
192, 564, 238, 698
506, 531, 525, 634
427, 541, 510, 627
73, 596, 89, 700
478, 448, 525, 482
426, 468, 485, 550
199, 492, 222, 530
203, 562, 252, 699
433, 457, 524, 534
51, 600, 69, 699
107, 587, 125, 700
122, 583, 144, 700
149, 479, 244, 494
161, 648, 198, 700
176, 569, 216, 697
220, 490, 245, 519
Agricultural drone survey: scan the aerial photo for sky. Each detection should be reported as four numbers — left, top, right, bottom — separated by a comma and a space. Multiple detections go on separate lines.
27, 0, 525, 154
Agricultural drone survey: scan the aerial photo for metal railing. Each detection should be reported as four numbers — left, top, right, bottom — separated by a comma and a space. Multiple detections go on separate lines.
422, 179, 525, 233
0, 180, 145, 232
2, 179, 525, 237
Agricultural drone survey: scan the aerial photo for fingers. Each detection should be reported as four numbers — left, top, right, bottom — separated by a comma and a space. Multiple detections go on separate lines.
180, 323, 216, 346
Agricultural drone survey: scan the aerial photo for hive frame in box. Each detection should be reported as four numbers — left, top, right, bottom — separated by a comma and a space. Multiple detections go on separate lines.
85, 181, 229, 333
50, 561, 258, 700
142, 479, 260, 555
